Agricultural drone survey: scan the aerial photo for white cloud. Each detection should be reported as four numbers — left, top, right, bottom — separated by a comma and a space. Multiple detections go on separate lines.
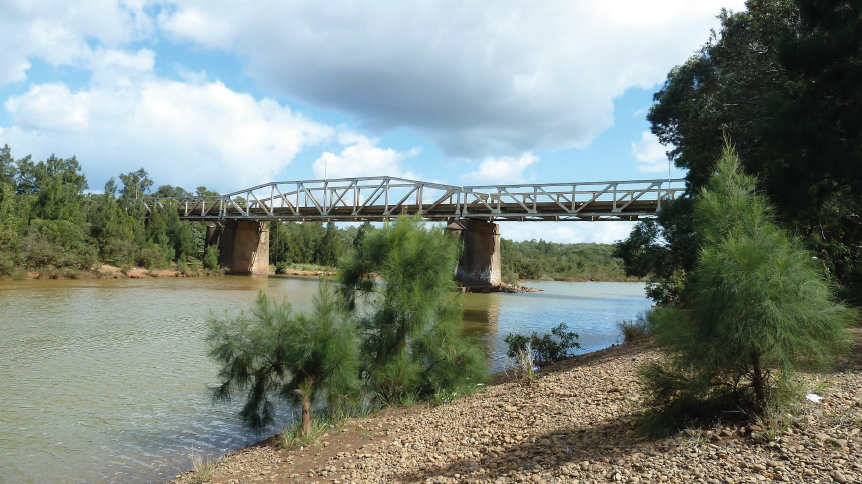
0, 1, 154, 85
313, 133, 421, 180
1, 49, 334, 191
462, 153, 538, 185
500, 221, 635, 244
631, 131, 669, 173
158, 0, 745, 156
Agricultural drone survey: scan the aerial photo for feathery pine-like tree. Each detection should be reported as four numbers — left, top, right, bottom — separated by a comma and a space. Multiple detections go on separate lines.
207, 282, 360, 435
641, 144, 854, 431
339, 216, 487, 403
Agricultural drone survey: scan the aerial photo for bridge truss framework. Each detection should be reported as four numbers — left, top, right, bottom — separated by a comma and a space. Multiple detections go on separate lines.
136, 176, 687, 222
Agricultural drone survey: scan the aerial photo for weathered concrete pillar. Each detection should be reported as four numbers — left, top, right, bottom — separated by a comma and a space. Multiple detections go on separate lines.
446, 218, 501, 288
205, 220, 270, 275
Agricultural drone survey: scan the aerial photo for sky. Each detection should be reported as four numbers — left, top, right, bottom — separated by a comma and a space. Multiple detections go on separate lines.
0, 0, 745, 243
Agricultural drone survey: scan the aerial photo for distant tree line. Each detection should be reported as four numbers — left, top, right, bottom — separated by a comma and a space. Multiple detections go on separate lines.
0, 145, 221, 278
501, 238, 636, 283
270, 221, 634, 282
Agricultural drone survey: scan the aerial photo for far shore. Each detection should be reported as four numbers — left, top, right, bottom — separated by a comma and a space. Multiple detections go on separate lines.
3, 263, 224, 281
4, 265, 643, 284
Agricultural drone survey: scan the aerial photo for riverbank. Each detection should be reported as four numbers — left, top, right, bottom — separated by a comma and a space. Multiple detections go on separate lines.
8, 263, 225, 280
171, 329, 862, 484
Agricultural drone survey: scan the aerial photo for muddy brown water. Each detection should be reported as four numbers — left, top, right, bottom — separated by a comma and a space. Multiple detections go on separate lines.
0, 276, 650, 483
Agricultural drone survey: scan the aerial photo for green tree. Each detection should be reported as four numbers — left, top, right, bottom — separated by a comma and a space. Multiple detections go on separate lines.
118, 168, 153, 205
614, 197, 697, 304
643, 0, 862, 301
640, 145, 854, 431
339, 216, 487, 402
207, 283, 360, 434
152, 185, 191, 198
315, 221, 342, 267
203, 244, 220, 270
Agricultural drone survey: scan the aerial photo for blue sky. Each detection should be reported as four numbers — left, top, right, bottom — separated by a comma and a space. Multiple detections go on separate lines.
0, 0, 744, 243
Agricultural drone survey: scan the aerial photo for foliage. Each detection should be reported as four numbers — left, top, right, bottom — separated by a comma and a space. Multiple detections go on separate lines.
504, 323, 580, 366
269, 220, 358, 268
642, 0, 862, 302
639, 145, 855, 434
338, 216, 488, 404
206, 283, 360, 434
502, 238, 636, 282
203, 245, 220, 270
617, 312, 651, 343
0, 145, 217, 277
614, 197, 697, 305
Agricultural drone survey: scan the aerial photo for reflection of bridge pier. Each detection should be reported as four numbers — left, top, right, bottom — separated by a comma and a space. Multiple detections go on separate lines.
447, 218, 501, 289
205, 220, 269, 275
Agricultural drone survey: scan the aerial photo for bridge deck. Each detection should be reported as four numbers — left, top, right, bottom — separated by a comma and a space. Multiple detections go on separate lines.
137, 176, 687, 222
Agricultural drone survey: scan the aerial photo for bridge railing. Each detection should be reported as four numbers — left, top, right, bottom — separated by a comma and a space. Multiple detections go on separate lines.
135, 176, 687, 221
461, 179, 686, 220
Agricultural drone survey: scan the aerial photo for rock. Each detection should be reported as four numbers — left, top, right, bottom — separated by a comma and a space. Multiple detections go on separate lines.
833, 470, 848, 483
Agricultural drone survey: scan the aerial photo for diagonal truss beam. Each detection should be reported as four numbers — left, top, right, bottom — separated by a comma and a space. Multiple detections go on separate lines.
136, 176, 687, 222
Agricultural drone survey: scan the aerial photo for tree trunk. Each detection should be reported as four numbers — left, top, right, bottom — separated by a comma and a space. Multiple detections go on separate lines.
751, 349, 765, 403
301, 394, 312, 436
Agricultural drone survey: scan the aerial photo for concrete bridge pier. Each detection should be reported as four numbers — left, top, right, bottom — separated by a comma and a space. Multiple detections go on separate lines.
446, 218, 501, 289
205, 220, 269, 275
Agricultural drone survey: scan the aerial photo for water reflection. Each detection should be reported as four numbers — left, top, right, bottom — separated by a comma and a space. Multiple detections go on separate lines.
0, 277, 649, 484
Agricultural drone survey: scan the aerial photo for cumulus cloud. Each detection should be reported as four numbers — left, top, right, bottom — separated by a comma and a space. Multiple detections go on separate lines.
312, 133, 421, 179
462, 153, 538, 185
1, 49, 334, 191
159, 0, 744, 156
0, 1, 153, 85
631, 131, 669, 173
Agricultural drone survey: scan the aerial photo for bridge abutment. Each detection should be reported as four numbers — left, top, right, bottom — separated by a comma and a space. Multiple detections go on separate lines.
446, 218, 501, 289
206, 220, 269, 275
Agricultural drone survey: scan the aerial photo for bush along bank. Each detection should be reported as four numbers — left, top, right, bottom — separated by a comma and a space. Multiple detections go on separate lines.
0, 146, 226, 280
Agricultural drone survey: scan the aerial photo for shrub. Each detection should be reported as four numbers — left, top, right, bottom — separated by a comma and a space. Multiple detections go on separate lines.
502, 267, 520, 286
617, 311, 651, 343
38, 265, 58, 279
275, 261, 288, 274
203, 245, 220, 270
0, 249, 17, 277
505, 323, 580, 366
207, 282, 360, 435
639, 144, 854, 434
136, 245, 169, 269
102, 238, 135, 266
339, 216, 488, 404
177, 253, 190, 275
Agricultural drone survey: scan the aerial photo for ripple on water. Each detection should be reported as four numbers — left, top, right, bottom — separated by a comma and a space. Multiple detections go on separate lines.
0, 277, 650, 483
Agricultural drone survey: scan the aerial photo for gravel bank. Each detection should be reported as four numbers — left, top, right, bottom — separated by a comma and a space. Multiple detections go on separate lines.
173, 331, 862, 484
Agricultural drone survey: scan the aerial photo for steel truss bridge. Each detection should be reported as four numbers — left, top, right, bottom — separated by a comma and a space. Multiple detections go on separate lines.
136, 177, 687, 222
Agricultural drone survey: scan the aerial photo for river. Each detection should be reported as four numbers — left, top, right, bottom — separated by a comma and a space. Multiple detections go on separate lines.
0, 276, 651, 483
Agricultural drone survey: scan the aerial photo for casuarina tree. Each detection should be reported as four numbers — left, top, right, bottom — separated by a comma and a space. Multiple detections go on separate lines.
207, 282, 360, 435
640, 143, 854, 432
338, 216, 488, 403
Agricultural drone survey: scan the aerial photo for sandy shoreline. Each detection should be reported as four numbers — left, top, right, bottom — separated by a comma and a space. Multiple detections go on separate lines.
171, 330, 862, 484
